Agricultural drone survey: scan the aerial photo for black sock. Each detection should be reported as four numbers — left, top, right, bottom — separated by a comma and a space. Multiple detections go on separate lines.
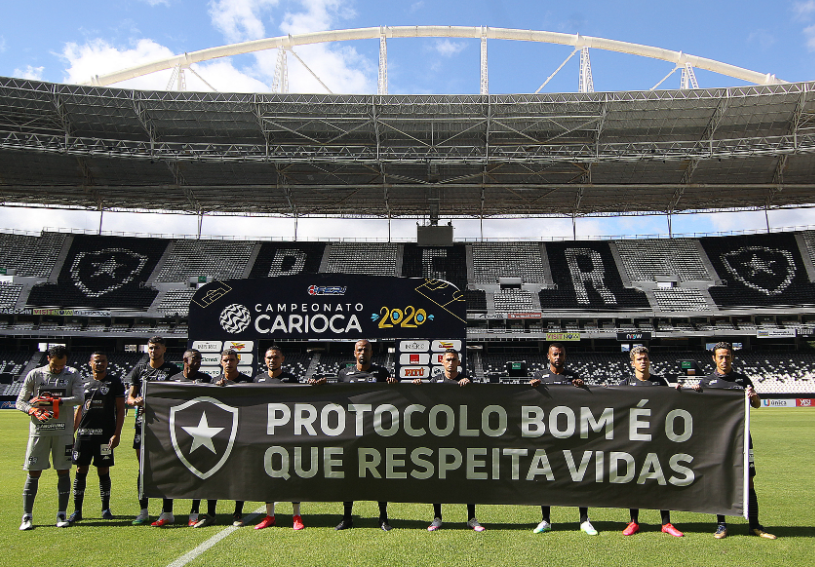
467, 504, 476, 520
579, 507, 589, 524
73, 472, 87, 513
343, 501, 353, 520
629, 509, 639, 523
378, 501, 388, 521
660, 510, 671, 525
163, 498, 174, 514
540, 506, 550, 523
207, 500, 217, 517
234, 501, 244, 516
717, 514, 726, 526
23, 475, 39, 515
433, 503, 442, 519
99, 473, 111, 511
57, 474, 71, 512
748, 487, 760, 529
190, 500, 201, 514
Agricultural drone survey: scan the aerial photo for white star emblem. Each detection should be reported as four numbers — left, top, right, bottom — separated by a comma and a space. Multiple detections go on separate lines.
90, 258, 124, 278
181, 412, 223, 454
745, 255, 774, 277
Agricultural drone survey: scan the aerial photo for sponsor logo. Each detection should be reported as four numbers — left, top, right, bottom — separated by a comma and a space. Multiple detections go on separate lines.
28, 457, 38, 463
308, 285, 347, 296
170, 396, 239, 480
219, 304, 252, 334
70, 248, 148, 298
546, 332, 581, 342
761, 399, 796, 407
431, 340, 462, 352
400, 367, 428, 378
797, 398, 814, 407
77, 428, 104, 436
508, 312, 542, 320
227, 341, 253, 351
399, 353, 430, 366
399, 340, 430, 352
756, 329, 797, 338
191, 341, 222, 353
192, 282, 233, 308
720, 246, 796, 296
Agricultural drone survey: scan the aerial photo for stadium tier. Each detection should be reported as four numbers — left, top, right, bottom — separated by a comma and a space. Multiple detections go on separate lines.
153, 239, 256, 282
27, 235, 168, 310
249, 242, 326, 278
402, 244, 468, 290
0, 232, 66, 277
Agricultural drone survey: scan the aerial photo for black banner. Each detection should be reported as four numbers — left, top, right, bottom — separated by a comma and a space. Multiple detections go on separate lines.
143, 383, 746, 515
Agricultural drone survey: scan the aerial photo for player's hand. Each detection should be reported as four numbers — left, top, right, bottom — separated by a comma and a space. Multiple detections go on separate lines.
308, 377, 327, 386
28, 407, 52, 422
458, 378, 471, 387
132, 396, 144, 407
412, 379, 423, 384
530, 378, 541, 388
572, 379, 584, 387
216, 379, 226, 387
108, 433, 120, 450
386, 376, 398, 385
30, 396, 49, 407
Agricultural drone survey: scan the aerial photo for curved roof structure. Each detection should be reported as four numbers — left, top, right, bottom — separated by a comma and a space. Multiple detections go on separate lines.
1, 76, 814, 218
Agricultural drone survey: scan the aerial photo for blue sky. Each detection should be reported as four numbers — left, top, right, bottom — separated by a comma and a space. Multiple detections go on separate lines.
1, 0, 814, 240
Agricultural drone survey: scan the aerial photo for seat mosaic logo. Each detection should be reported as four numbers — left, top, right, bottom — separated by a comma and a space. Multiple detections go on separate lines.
219, 303, 252, 334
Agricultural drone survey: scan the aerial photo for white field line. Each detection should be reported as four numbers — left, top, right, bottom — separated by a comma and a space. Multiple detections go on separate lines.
166, 506, 265, 567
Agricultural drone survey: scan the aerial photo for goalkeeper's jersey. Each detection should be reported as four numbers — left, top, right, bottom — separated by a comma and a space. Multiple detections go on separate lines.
16, 364, 84, 437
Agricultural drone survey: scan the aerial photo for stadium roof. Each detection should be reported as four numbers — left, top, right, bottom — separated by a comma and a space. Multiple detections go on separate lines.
1, 76, 815, 219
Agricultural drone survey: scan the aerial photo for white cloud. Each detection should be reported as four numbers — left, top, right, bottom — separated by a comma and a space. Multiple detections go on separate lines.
433, 39, 467, 58
804, 24, 815, 51
61, 38, 177, 88
207, 0, 374, 94
409, 1, 424, 13
13, 65, 45, 81
209, 0, 279, 43
142, 0, 170, 5
794, 0, 815, 17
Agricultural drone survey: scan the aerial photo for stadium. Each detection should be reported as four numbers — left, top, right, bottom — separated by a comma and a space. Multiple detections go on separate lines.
1, 24, 813, 567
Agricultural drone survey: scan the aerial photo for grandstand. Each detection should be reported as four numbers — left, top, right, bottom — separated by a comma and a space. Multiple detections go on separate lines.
1, 67, 814, 397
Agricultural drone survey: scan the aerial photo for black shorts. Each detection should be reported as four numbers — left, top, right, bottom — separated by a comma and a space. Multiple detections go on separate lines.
73, 436, 116, 467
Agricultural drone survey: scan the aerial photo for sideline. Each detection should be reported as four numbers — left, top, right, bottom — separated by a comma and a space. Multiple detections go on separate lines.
165, 506, 265, 567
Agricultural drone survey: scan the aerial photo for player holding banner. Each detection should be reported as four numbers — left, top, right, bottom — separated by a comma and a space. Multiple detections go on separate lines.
16, 345, 84, 530
69, 352, 125, 523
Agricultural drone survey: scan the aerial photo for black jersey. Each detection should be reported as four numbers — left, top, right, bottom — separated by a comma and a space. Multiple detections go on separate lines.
169, 370, 212, 384
128, 361, 181, 395
337, 363, 390, 383
619, 374, 669, 387
253, 370, 298, 384
213, 372, 253, 384
533, 367, 581, 385
76, 374, 125, 438
429, 370, 471, 385
699, 370, 754, 390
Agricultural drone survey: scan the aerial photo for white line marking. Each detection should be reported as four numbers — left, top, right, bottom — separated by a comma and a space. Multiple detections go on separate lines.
166, 506, 265, 567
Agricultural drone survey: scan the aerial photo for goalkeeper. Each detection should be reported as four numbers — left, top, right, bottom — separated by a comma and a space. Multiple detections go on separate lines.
15, 345, 84, 530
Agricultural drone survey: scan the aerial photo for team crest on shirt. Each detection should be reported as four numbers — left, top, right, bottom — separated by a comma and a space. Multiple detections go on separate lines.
70, 248, 148, 298
169, 397, 239, 480
720, 246, 796, 296
99, 384, 110, 395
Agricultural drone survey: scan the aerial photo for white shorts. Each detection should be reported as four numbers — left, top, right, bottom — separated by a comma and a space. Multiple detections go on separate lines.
23, 435, 74, 471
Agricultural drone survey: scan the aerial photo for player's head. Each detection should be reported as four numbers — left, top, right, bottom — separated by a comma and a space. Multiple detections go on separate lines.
46, 345, 69, 373
147, 336, 167, 361
354, 339, 372, 368
442, 348, 459, 375
265, 346, 284, 371
89, 351, 108, 375
630, 345, 650, 375
183, 349, 202, 374
221, 348, 239, 374
548, 343, 566, 370
712, 342, 734, 374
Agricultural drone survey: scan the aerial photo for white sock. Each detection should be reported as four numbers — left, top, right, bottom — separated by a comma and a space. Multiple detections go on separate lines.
266, 502, 275, 516
292, 503, 301, 516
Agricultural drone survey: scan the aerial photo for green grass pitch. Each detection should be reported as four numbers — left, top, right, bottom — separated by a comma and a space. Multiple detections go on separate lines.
0, 408, 812, 567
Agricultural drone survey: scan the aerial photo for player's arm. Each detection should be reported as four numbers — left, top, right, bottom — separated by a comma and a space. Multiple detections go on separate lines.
458, 376, 471, 387
15, 371, 38, 414
127, 384, 143, 406
125, 365, 143, 406
746, 385, 761, 408
73, 404, 83, 432
61, 374, 85, 409
110, 396, 126, 449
